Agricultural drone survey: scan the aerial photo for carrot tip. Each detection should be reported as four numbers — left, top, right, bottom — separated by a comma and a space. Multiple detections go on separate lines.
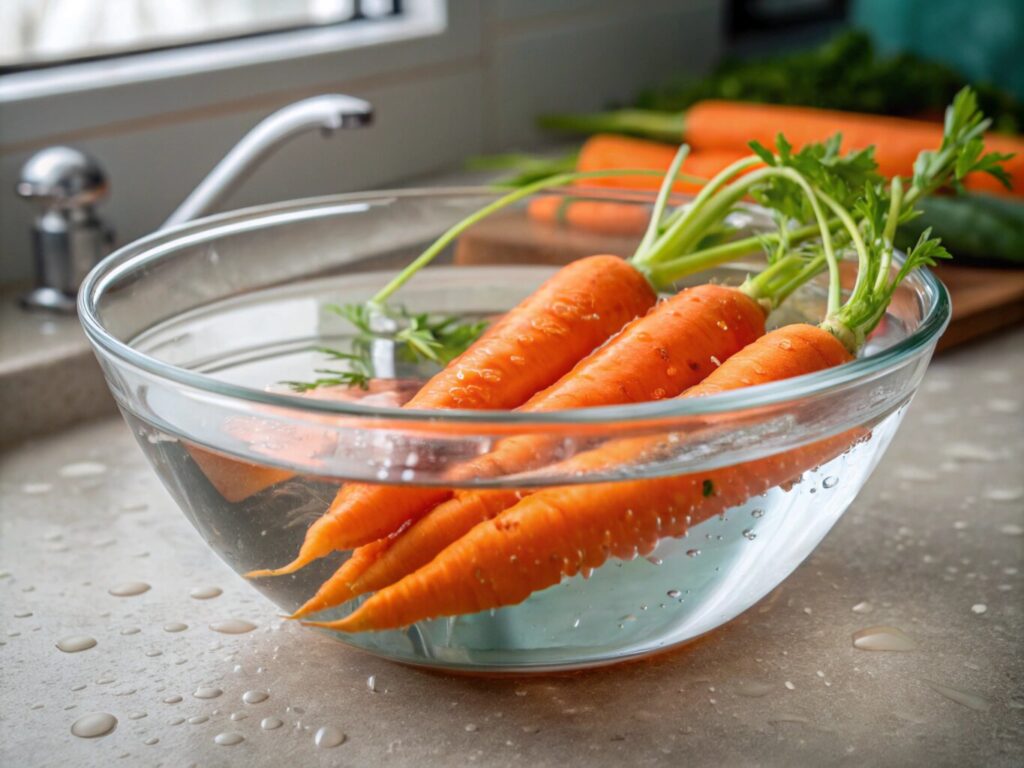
243, 558, 309, 579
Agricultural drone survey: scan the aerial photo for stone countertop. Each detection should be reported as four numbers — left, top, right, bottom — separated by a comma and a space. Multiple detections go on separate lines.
1, 330, 1022, 768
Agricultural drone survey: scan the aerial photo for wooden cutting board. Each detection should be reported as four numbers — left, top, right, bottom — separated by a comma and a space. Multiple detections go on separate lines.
454, 212, 1024, 353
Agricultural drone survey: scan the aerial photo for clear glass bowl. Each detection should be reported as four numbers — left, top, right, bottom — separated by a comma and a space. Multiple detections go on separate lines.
79, 188, 949, 672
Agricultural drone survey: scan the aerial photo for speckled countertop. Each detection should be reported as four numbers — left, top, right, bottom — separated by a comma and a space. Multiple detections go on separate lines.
1, 330, 1022, 768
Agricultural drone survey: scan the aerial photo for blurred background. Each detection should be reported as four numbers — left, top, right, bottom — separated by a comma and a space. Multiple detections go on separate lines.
2, 0, 1021, 290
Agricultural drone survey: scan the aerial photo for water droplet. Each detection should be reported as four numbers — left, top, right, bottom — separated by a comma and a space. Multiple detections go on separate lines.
169, 717, 185, 726
852, 626, 916, 652
242, 690, 268, 704
742, 529, 757, 541
209, 620, 256, 634
145, 649, 162, 658
923, 680, 990, 711
120, 627, 141, 636
822, 476, 839, 489
59, 461, 107, 479
57, 636, 97, 653
970, 603, 987, 615
261, 716, 284, 731
667, 589, 681, 599
984, 487, 1023, 502
187, 715, 208, 725
750, 508, 765, 518
144, 737, 159, 746
22, 482, 53, 495
465, 723, 478, 732
71, 684, 87, 692
999, 524, 1023, 536
163, 695, 182, 704
685, 549, 701, 557
367, 675, 378, 693
851, 601, 873, 614
193, 687, 223, 700
230, 712, 247, 722
987, 398, 1019, 413
127, 712, 147, 720
163, 622, 187, 633
945, 443, 1000, 463
784, 681, 795, 691
314, 725, 347, 748
735, 680, 773, 698
214, 732, 244, 746
108, 582, 150, 597
189, 586, 222, 600
14, 611, 33, 618
71, 712, 117, 738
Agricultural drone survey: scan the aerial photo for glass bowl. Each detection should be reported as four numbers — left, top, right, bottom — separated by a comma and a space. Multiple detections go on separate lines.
79, 188, 949, 673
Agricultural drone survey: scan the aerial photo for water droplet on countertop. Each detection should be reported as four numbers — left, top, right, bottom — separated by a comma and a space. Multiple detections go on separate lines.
163, 695, 182, 704
59, 461, 107, 479
71, 712, 117, 738
242, 690, 268, 704
852, 626, 916, 652
999, 524, 1023, 536
144, 737, 159, 746
983, 487, 1022, 503
22, 482, 53, 495
735, 681, 773, 698
193, 687, 223, 700
314, 725, 347, 748
190, 586, 222, 600
214, 732, 244, 746
367, 675, 377, 693
944, 443, 1000, 463
970, 603, 987, 615
14, 611, 33, 618
187, 715, 208, 725
108, 582, 150, 597
784, 681, 795, 691
71, 684, 87, 692
987, 398, 1019, 413
169, 717, 186, 726
924, 680, 990, 711
163, 622, 187, 633
230, 712, 247, 721
120, 627, 141, 636
57, 636, 97, 653
210, 620, 256, 634
261, 716, 284, 730
768, 714, 808, 725
127, 712, 147, 720
465, 723, 478, 732
852, 601, 873, 614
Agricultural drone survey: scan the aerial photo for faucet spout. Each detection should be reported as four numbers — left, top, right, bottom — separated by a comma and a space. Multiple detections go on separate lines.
163, 94, 373, 229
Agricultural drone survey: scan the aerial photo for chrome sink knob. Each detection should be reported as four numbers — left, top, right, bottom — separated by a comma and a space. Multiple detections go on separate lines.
17, 146, 114, 314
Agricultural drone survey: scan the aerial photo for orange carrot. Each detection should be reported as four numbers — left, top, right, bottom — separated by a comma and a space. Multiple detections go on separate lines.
293, 282, 770, 615
683, 101, 1021, 195
576, 135, 749, 193
247, 254, 656, 577
526, 195, 652, 237
312, 325, 858, 632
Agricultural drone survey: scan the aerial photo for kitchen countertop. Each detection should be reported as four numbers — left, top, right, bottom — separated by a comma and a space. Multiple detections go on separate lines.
1, 329, 1022, 767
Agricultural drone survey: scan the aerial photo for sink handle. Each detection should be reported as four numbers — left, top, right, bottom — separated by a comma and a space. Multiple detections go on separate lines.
163, 94, 373, 229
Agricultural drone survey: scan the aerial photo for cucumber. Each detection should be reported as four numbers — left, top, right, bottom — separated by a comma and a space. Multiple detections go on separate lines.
897, 193, 1024, 266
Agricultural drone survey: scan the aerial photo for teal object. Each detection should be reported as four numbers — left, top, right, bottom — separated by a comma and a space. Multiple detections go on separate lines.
853, 0, 1024, 100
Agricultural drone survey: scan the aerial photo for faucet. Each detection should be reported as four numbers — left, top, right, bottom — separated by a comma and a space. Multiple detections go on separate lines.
17, 94, 374, 313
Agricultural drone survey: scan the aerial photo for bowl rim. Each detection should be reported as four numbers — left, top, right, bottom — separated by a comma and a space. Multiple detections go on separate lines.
79, 186, 951, 427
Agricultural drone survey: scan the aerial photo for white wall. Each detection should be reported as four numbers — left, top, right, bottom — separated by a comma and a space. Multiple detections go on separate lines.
0, 0, 724, 286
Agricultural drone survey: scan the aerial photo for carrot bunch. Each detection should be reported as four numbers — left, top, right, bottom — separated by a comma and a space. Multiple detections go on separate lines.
250, 89, 1007, 633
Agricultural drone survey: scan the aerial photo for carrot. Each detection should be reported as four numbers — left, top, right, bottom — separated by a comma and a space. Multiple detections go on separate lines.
526, 195, 651, 237
302, 89, 1006, 629
309, 325, 859, 632
684, 101, 1021, 193
577, 135, 750, 194
291, 279, 771, 618
247, 253, 656, 577
546, 101, 1021, 196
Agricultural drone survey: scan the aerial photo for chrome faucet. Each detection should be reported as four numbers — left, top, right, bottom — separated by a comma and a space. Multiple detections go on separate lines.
17, 94, 374, 313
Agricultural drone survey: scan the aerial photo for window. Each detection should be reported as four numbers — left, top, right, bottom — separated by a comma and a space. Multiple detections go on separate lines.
0, 0, 404, 72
